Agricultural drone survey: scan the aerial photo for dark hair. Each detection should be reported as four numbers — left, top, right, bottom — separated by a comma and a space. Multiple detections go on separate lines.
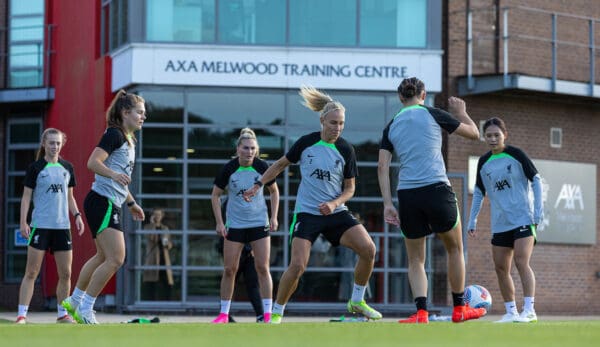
397, 77, 425, 100
106, 89, 145, 145
483, 117, 508, 135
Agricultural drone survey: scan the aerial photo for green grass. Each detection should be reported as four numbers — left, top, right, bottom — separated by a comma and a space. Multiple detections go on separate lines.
2, 321, 599, 347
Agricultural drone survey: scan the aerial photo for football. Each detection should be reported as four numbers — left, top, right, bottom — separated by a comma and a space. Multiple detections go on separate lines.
465, 284, 492, 310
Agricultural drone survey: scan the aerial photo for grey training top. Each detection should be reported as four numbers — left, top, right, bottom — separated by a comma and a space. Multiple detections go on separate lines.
380, 104, 460, 190
24, 158, 76, 229
467, 145, 544, 233
286, 132, 357, 215
214, 157, 275, 229
91, 127, 135, 207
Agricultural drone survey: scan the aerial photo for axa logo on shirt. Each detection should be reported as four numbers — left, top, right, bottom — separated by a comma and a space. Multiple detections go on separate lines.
554, 184, 584, 210
494, 179, 511, 191
310, 168, 331, 181
46, 183, 64, 193
125, 160, 135, 175
235, 189, 246, 197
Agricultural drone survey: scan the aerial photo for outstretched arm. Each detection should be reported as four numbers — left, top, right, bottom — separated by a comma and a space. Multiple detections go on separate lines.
243, 156, 290, 201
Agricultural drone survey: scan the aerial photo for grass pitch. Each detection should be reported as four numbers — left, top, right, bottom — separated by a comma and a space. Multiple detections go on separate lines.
2, 319, 599, 347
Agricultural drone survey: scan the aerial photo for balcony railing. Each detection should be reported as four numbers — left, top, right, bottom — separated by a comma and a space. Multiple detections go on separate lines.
458, 5, 600, 97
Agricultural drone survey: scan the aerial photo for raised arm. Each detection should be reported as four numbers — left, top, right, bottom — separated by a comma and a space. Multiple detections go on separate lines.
448, 97, 480, 140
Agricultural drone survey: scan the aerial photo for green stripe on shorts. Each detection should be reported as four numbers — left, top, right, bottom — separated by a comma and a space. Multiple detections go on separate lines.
289, 213, 298, 245
97, 200, 113, 235
27, 227, 37, 245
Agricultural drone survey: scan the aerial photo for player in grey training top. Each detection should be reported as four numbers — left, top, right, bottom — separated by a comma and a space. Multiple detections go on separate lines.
90, 127, 135, 207
63, 90, 146, 325
244, 86, 381, 323
467, 117, 542, 323
16, 128, 84, 324
211, 128, 279, 324
378, 77, 485, 323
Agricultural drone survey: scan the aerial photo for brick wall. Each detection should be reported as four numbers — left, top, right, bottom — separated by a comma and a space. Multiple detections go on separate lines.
445, 1, 600, 314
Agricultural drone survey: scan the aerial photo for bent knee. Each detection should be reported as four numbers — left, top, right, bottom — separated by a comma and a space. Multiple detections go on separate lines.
358, 241, 376, 260
287, 262, 306, 277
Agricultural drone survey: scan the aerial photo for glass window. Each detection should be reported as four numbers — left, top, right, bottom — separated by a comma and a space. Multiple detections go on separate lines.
189, 199, 215, 230
139, 270, 182, 301
289, 0, 356, 46
5, 119, 41, 282
146, 0, 215, 43
141, 127, 183, 159
10, 17, 44, 42
188, 127, 285, 161
140, 90, 184, 123
187, 90, 285, 126
187, 235, 222, 266
187, 270, 221, 299
360, 0, 427, 48
218, 0, 285, 45
141, 163, 183, 194
8, 149, 35, 171
8, 2, 44, 88
139, 198, 184, 230
10, 0, 43, 15
189, 163, 225, 195
389, 272, 412, 303
9, 45, 43, 68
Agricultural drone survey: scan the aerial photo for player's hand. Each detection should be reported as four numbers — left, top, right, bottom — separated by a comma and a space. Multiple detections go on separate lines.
112, 172, 131, 186
269, 218, 279, 231
20, 224, 31, 239
129, 203, 145, 221
448, 96, 466, 114
383, 205, 400, 227
75, 215, 85, 236
216, 223, 227, 238
467, 228, 477, 237
318, 201, 336, 215
243, 184, 260, 202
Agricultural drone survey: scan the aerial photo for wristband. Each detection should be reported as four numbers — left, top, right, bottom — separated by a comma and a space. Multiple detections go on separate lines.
255, 181, 263, 187
127, 200, 136, 207
74, 212, 81, 218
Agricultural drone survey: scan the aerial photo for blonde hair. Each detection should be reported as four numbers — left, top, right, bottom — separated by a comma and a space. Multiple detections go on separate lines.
299, 85, 345, 119
106, 89, 145, 146
37, 128, 66, 160
237, 127, 260, 156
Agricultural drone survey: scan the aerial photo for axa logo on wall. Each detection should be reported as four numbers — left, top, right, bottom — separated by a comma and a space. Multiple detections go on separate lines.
534, 160, 596, 244
111, 45, 443, 92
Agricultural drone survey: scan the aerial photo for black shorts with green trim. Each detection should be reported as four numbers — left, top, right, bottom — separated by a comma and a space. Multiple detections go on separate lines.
290, 210, 359, 247
397, 182, 459, 239
226, 226, 269, 244
491, 225, 537, 248
28, 228, 72, 252
84, 190, 122, 239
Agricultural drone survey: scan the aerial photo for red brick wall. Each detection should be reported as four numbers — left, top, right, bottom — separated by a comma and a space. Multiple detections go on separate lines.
446, 0, 600, 315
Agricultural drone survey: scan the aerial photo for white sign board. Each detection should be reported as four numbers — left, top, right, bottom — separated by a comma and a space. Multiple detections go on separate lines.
112, 44, 442, 92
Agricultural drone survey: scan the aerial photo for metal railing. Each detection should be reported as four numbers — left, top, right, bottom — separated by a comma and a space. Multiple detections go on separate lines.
0, 24, 55, 89
461, 5, 599, 96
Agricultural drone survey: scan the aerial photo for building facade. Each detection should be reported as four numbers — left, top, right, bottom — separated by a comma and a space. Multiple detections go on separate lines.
0, 0, 598, 315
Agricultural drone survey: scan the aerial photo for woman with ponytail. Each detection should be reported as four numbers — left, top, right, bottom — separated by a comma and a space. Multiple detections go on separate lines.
244, 86, 380, 324
61, 90, 146, 324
